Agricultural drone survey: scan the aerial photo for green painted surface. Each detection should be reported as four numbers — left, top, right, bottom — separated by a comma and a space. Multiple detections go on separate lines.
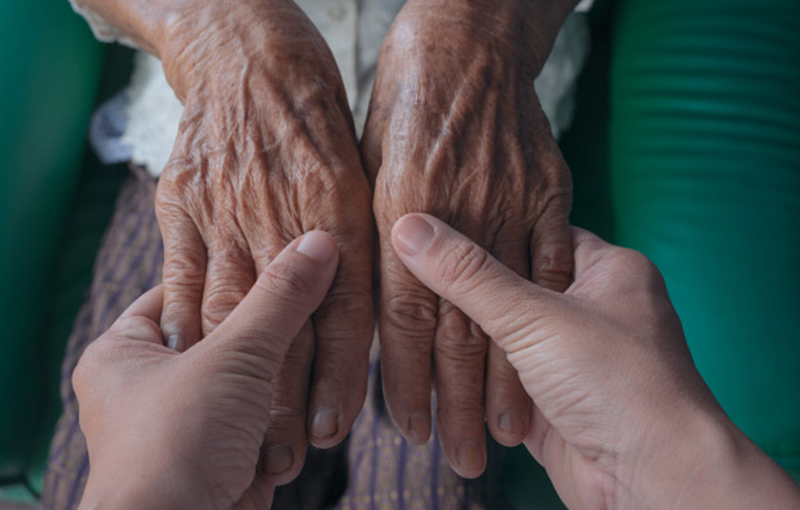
0, 483, 37, 504
0, 0, 104, 476
611, 0, 800, 477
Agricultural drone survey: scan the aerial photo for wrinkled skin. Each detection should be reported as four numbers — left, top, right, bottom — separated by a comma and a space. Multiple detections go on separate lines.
362, 0, 574, 478
154, 0, 373, 483
85, 0, 577, 482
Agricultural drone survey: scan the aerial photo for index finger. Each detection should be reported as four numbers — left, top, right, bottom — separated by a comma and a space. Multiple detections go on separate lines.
117, 285, 164, 323
208, 231, 339, 377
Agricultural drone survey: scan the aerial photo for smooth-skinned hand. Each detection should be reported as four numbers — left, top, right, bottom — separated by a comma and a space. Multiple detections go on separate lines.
75, 232, 340, 510
390, 213, 800, 510
153, 0, 373, 482
361, 0, 576, 477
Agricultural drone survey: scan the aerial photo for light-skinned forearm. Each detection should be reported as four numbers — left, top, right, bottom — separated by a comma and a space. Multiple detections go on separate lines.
630, 410, 800, 510
77, 448, 214, 510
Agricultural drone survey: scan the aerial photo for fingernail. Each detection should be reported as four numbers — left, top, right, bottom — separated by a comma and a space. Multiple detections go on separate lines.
311, 409, 339, 439
260, 446, 294, 475
166, 334, 182, 351
498, 411, 525, 436
407, 413, 431, 444
395, 215, 435, 256
457, 441, 485, 475
296, 231, 337, 263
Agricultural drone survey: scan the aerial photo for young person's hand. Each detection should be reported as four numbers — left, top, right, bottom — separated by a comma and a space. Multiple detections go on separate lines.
75, 232, 339, 510
391, 213, 800, 510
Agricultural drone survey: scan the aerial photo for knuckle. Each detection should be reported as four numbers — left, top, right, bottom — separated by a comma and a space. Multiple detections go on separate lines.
200, 309, 226, 334
259, 260, 315, 301
317, 287, 371, 316
381, 15, 425, 56
215, 345, 283, 390
203, 285, 248, 324
619, 248, 650, 268
72, 334, 121, 394
315, 290, 373, 342
536, 240, 573, 271
435, 308, 487, 363
534, 251, 573, 291
613, 249, 658, 281
385, 294, 437, 336
73, 342, 102, 387
621, 250, 668, 296
537, 145, 573, 189
551, 164, 573, 192
155, 185, 198, 224
436, 242, 492, 292
159, 157, 199, 191
163, 247, 206, 282
161, 302, 198, 330
435, 336, 487, 365
538, 187, 573, 220
268, 402, 307, 423
437, 398, 485, 427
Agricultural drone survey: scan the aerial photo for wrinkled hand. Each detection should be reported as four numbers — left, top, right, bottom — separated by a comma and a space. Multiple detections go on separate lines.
154, 0, 373, 482
361, 0, 573, 477
75, 232, 340, 510
392, 215, 800, 510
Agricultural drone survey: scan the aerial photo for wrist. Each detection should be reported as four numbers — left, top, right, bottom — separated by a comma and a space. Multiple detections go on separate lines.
624, 406, 800, 510
159, 0, 330, 103
158, 0, 270, 101
79, 446, 216, 510
80, 0, 294, 101
398, 0, 578, 70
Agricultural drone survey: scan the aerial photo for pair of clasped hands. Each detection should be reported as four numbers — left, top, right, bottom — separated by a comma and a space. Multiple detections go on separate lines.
115, 0, 577, 485
73, 0, 800, 506
75, 215, 800, 510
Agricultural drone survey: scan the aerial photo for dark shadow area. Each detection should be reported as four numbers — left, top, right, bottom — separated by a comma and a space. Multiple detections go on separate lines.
560, 0, 616, 243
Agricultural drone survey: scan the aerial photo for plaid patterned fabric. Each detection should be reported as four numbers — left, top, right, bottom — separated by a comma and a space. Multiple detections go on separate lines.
39, 167, 509, 510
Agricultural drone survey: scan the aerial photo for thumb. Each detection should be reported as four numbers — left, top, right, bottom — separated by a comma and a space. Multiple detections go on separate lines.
391, 214, 560, 349
204, 231, 339, 380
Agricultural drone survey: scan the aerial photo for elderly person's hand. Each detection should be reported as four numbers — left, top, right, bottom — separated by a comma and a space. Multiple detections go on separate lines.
361, 0, 578, 477
143, 0, 373, 482
75, 232, 339, 510
391, 214, 800, 510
